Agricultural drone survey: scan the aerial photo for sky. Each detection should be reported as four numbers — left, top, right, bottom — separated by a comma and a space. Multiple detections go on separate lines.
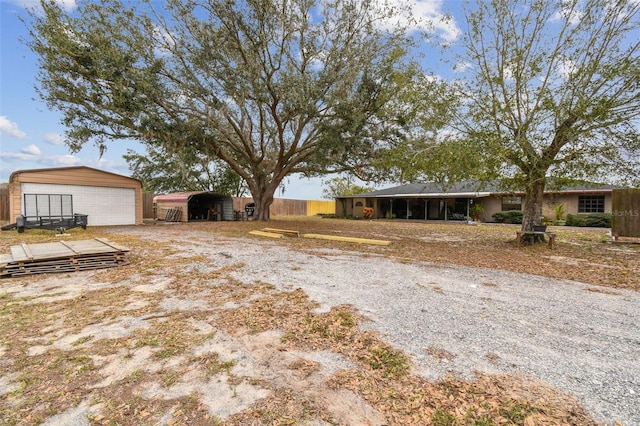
0, 0, 460, 199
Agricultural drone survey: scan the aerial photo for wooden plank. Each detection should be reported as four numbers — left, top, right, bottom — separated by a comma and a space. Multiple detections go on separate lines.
93, 238, 129, 252
262, 228, 300, 237
249, 230, 283, 239
10, 244, 30, 262
64, 239, 128, 255
59, 240, 80, 254
302, 233, 391, 246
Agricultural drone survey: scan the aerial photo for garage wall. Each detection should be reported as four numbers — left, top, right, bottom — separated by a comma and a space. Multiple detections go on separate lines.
20, 183, 136, 226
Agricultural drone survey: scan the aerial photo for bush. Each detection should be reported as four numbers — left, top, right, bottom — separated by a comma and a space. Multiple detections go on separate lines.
492, 210, 523, 224
585, 213, 612, 228
566, 214, 587, 227
566, 213, 612, 228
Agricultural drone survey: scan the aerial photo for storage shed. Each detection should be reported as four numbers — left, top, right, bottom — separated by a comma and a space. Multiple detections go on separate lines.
8, 166, 143, 226
153, 192, 234, 222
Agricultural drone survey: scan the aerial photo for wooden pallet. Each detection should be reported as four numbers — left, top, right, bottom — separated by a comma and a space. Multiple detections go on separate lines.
0, 238, 130, 278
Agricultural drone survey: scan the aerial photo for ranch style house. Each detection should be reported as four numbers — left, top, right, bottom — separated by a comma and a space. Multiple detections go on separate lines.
335, 181, 619, 222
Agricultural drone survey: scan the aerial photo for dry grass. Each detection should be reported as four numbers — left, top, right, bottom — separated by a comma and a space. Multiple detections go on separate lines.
202, 216, 639, 290
0, 217, 634, 424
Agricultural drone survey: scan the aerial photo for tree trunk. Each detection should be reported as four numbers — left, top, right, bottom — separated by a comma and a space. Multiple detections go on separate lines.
253, 191, 274, 221
521, 178, 546, 244
246, 173, 280, 221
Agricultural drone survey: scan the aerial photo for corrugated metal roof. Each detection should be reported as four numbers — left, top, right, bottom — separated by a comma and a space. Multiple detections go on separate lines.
153, 191, 231, 203
9, 166, 142, 185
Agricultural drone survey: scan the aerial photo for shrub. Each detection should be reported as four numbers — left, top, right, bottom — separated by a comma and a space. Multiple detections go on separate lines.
566, 214, 587, 227
566, 213, 612, 228
492, 210, 523, 224
585, 213, 612, 228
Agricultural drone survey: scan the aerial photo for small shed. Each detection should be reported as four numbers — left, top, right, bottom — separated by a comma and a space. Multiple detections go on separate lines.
153, 192, 234, 222
8, 166, 143, 226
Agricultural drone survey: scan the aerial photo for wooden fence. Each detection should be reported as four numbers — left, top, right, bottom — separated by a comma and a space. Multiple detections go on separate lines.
142, 193, 155, 219
612, 189, 640, 239
1, 189, 334, 222
0, 188, 8, 222
233, 197, 308, 216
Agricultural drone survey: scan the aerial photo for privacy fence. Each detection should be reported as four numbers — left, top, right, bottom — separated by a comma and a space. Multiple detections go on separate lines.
612, 189, 640, 240
1, 189, 334, 222
232, 197, 334, 217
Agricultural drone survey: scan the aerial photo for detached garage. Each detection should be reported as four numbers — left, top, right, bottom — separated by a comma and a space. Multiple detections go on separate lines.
8, 166, 143, 226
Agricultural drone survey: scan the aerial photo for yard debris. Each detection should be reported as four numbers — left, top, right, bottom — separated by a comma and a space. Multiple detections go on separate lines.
0, 238, 129, 278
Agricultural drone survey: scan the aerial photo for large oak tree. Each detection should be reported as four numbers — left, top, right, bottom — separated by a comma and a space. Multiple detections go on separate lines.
28, 0, 417, 219
381, 0, 640, 235
454, 0, 640, 235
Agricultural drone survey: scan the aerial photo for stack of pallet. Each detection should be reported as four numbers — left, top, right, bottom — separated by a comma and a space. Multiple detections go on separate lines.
0, 238, 130, 278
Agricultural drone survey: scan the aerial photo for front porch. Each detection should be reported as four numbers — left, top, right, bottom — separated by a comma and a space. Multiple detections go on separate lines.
351, 197, 488, 221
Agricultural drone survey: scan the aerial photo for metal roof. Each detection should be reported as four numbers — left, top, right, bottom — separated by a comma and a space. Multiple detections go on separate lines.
9, 166, 142, 185
153, 191, 231, 203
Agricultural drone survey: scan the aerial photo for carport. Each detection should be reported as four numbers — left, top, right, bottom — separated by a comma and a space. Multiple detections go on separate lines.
153, 192, 234, 222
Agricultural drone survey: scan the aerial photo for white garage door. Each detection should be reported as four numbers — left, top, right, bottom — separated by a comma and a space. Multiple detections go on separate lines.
21, 183, 136, 226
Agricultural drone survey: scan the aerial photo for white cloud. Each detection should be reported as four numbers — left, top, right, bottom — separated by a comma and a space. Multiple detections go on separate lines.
21, 144, 41, 155
550, 4, 584, 26
0, 116, 27, 139
0, 151, 81, 167
557, 58, 578, 79
6, 0, 76, 12
44, 132, 67, 146
410, 0, 461, 41
453, 61, 472, 73
376, 0, 461, 42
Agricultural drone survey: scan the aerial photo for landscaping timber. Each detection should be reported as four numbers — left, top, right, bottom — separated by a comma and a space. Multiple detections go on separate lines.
302, 233, 391, 246
262, 228, 300, 237
249, 230, 283, 239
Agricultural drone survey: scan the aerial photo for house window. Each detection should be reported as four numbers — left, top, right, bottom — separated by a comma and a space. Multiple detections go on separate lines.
355, 201, 363, 207
501, 196, 522, 211
578, 195, 605, 213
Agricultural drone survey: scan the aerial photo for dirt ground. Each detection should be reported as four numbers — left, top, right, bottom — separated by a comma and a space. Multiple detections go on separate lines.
0, 218, 637, 425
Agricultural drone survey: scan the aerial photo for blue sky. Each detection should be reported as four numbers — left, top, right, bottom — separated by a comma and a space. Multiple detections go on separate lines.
0, 0, 460, 198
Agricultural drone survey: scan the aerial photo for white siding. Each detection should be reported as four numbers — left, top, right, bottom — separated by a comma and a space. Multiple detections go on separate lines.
20, 183, 136, 226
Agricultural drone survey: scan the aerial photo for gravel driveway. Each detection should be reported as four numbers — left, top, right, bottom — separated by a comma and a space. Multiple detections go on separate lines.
181, 232, 640, 425
3, 226, 638, 425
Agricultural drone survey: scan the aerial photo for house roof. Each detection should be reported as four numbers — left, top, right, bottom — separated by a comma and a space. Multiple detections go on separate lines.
340, 181, 622, 199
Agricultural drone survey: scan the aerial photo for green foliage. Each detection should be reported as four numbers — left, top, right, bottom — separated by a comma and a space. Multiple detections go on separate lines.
366, 345, 410, 378
321, 177, 373, 200
566, 214, 588, 227
492, 211, 524, 224
124, 145, 247, 196
431, 409, 457, 426
566, 213, 612, 227
28, 0, 417, 220
469, 203, 484, 217
553, 204, 565, 221
449, 0, 640, 230
586, 213, 613, 228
